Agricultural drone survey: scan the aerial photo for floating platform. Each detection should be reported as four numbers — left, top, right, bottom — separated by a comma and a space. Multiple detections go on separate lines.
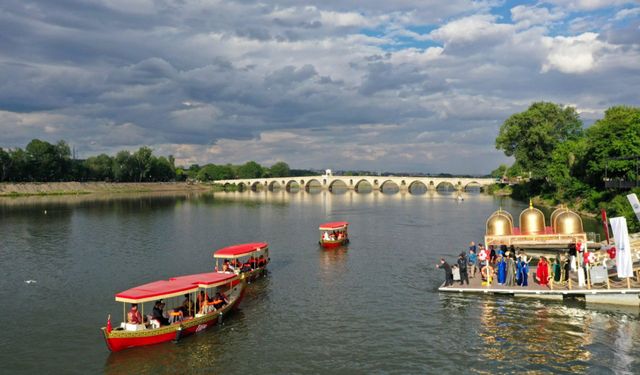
439, 267, 640, 307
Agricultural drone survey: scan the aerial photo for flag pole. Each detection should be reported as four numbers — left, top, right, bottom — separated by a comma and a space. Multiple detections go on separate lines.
601, 209, 610, 244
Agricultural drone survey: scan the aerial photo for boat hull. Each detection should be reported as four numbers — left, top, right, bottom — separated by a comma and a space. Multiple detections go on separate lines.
320, 239, 349, 249
102, 281, 246, 352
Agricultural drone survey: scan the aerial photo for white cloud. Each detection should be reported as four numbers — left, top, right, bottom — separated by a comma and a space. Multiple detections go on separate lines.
541, 32, 609, 73
429, 14, 513, 45
511, 5, 565, 29
613, 7, 640, 20
545, 0, 635, 11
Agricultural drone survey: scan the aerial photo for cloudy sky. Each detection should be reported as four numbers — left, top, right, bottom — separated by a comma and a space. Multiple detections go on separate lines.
1, 0, 639, 174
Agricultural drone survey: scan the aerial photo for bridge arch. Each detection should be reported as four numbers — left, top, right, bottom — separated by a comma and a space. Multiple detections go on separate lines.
408, 180, 428, 194
328, 179, 348, 192
354, 179, 372, 193
305, 178, 322, 192
435, 181, 456, 192
380, 180, 399, 194
464, 181, 483, 192
268, 181, 282, 191
250, 181, 264, 191
285, 180, 300, 192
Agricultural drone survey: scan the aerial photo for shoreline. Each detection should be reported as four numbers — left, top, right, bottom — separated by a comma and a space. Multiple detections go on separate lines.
0, 182, 211, 197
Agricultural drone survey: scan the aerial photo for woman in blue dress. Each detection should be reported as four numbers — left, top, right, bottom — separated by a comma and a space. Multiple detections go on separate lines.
497, 255, 507, 285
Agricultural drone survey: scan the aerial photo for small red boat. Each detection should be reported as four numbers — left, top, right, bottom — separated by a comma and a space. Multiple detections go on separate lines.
319, 221, 350, 249
214, 242, 269, 281
101, 272, 245, 352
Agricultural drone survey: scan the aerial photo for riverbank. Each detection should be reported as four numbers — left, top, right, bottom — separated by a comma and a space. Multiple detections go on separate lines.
0, 182, 211, 197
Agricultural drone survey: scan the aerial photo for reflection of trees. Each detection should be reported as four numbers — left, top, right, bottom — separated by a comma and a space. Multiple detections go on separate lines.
477, 298, 592, 373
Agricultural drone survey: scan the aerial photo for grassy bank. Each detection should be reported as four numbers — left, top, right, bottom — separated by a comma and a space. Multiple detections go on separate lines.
0, 182, 211, 197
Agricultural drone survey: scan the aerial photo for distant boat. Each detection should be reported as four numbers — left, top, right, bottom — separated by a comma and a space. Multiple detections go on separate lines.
319, 221, 350, 249
213, 242, 270, 282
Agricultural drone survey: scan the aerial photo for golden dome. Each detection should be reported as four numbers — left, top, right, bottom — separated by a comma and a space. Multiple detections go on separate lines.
519, 201, 545, 235
550, 206, 565, 228
486, 209, 513, 236
554, 210, 583, 235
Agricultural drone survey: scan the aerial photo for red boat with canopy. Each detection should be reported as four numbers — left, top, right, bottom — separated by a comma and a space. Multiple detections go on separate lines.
214, 242, 269, 281
101, 271, 245, 352
319, 221, 349, 248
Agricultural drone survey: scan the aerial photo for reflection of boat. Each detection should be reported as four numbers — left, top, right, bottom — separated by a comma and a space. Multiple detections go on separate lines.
319, 221, 349, 248
102, 272, 245, 352
214, 242, 270, 281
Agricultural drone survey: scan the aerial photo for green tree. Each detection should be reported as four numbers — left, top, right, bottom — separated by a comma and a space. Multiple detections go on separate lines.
113, 150, 136, 182
237, 161, 264, 178
583, 106, 640, 188
270, 161, 290, 177
496, 102, 583, 179
490, 164, 508, 179
0, 148, 11, 181
149, 156, 175, 181
25, 139, 71, 181
134, 146, 153, 182
85, 154, 114, 181
546, 138, 591, 201
197, 164, 235, 181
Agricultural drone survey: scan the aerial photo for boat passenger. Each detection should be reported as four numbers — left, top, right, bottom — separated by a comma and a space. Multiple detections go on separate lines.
152, 300, 169, 326
169, 308, 183, 324
233, 259, 243, 269
258, 255, 266, 267
249, 256, 258, 269
224, 259, 235, 271
127, 303, 143, 324
322, 232, 331, 241
212, 292, 228, 309
181, 294, 195, 317
241, 258, 253, 272
196, 291, 209, 313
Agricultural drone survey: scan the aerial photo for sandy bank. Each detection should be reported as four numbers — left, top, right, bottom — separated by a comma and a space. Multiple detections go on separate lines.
0, 182, 211, 196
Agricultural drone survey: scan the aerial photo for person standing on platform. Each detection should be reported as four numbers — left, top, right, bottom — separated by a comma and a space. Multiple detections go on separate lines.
436, 258, 454, 286
457, 252, 469, 285
505, 252, 516, 286
536, 256, 550, 287
468, 248, 478, 278
497, 255, 507, 285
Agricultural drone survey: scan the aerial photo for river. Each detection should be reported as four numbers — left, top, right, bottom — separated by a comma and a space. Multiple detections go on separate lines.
0, 190, 638, 374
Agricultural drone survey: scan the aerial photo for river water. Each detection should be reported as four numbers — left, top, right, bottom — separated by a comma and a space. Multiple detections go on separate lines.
0, 190, 638, 374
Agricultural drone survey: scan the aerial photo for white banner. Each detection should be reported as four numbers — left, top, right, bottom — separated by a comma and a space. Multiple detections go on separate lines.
610, 216, 634, 278
627, 193, 640, 222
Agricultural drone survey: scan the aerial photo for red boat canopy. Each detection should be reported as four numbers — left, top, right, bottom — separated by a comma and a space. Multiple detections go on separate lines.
115, 272, 238, 303
319, 221, 349, 231
171, 272, 238, 288
214, 242, 268, 259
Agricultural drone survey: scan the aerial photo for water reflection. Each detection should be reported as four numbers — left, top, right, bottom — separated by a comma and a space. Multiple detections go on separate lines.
475, 298, 593, 373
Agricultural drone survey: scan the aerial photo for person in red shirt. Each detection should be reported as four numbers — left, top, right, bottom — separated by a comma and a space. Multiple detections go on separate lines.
536, 256, 550, 286
127, 303, 142, 324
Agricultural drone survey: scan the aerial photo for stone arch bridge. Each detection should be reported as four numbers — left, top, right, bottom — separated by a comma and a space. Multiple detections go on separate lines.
214, 175, 497, 193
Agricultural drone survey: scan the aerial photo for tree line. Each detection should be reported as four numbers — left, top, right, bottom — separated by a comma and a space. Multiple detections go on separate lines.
0, 139, 313, 183
493, 102, 640, 231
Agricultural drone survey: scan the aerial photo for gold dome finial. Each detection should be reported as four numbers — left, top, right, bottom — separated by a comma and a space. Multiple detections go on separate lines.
529, 199, 533, 209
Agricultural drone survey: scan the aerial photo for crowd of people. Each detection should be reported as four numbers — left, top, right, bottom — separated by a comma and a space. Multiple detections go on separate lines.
436, 242, 556, 288
218, 255, 268, 273
126, 291, 230, 328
